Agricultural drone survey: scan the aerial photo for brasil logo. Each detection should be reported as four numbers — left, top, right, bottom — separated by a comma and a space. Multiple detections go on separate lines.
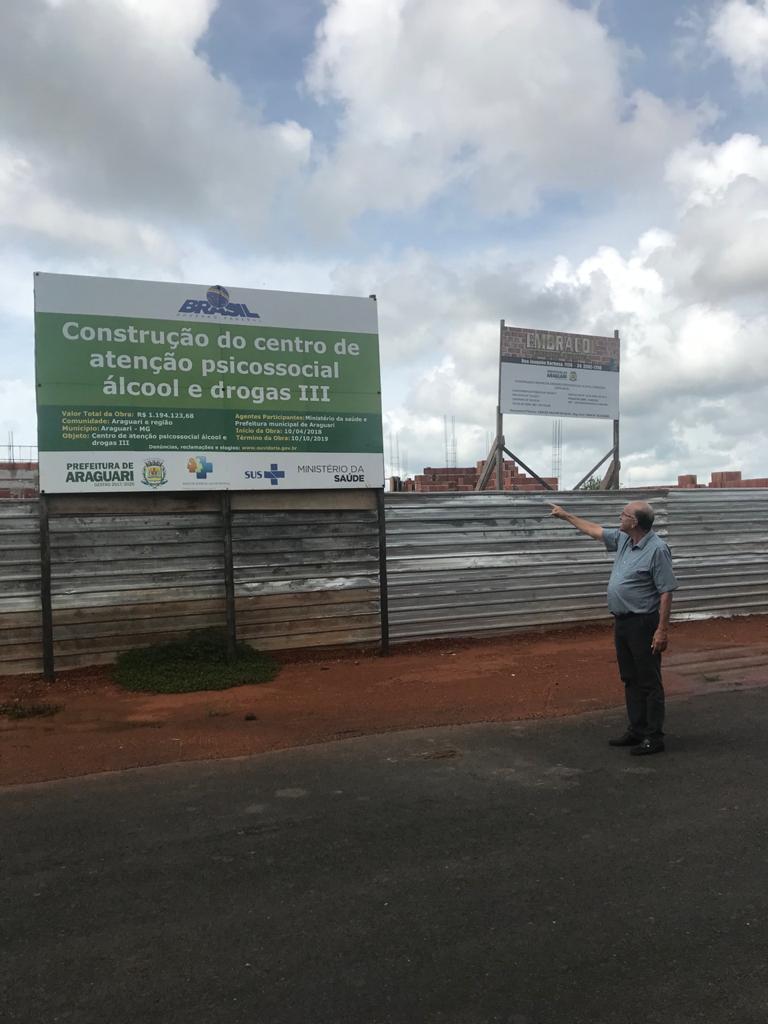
178, 284, 260, 319
206, 285, 230, 308
142, 459, 167, 489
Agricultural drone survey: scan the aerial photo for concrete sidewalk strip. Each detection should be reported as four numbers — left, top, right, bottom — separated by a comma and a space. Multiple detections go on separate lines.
665, 646, 768, 675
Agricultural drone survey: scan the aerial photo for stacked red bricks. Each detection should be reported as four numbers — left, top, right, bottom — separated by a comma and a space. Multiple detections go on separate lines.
0, 462, 39, 500
677, 471, 768, 489
410, 460, 558, 492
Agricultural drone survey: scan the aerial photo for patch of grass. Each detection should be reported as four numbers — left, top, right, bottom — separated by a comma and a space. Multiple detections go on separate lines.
0, 702, 63, 720
113, 629, 279, 694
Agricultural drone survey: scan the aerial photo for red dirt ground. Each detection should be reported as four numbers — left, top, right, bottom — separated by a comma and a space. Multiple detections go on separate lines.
2, 616, 767, 786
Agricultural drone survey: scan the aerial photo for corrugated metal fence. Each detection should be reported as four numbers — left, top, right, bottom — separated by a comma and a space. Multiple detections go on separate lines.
665, 488, 768, 620
1, 488, 767, 674
0, 501, 41, 673
45, 498, 226, 674
385, 491, 668, 640
384, 488, 768, 640
231, 497, 381, 653
1, 491, 382, 675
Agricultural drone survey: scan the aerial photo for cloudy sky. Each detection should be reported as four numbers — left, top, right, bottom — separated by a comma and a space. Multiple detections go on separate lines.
2, 0, 768, 486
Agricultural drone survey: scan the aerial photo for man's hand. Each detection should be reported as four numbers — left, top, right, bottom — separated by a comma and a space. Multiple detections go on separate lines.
548, 503, 568, 520
652, 628, 669, 654
547, 503, 604, 541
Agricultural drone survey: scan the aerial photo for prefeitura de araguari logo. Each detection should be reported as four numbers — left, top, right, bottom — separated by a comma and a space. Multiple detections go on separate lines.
142, 459, 167, 488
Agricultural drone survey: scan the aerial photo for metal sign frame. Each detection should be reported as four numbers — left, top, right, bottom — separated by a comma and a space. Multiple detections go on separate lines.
476, 321, 621, 491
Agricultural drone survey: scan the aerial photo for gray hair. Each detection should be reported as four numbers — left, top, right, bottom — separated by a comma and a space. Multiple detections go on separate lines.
633, 502, 655, 531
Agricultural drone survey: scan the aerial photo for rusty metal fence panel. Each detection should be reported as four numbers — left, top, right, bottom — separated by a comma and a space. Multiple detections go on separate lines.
232, 507, 381, 651
383, 491, 671, 642
0, 502, 42, 673
666, 489, 768, 620
46, 504, 227, 671
0, 493, 383, 674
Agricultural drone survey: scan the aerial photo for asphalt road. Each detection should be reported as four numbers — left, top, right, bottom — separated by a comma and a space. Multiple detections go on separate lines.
3, 688, 768, 1024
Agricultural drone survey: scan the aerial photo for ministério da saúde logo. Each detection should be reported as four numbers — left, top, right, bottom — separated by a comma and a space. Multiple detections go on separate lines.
244, 463, 286, 486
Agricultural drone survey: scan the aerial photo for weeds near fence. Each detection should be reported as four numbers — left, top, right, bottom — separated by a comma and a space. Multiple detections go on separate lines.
113, 629, 279, 694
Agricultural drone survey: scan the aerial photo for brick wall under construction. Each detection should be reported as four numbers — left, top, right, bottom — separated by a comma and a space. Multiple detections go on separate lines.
677, 471, 768, 488
0, 462, 39, 500
394, 459, 558, 492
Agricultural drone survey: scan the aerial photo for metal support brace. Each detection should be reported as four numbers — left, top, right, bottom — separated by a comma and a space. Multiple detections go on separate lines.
573, 448, 615, 491
502, 448, 554, 491
39, 494, 55, 680
375, 489, 390, 656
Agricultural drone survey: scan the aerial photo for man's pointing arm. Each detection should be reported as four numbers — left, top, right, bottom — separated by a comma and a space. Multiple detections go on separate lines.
548, 503, 605, 542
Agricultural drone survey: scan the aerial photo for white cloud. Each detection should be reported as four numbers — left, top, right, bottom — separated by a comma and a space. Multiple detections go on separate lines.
305, 0, 704, 222
672, 7, 711, 68
0, 379, 37, 447
710, 0, 768, 91
0, 149, 180, 265
0, 0, 311, 253
657, 135, 768, 301
333, 131, 768, 486
106, 0, 217, 44
666, 133, 768, 206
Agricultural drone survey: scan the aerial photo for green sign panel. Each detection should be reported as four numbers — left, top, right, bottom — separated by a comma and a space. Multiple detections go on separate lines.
34, 274, 384, 492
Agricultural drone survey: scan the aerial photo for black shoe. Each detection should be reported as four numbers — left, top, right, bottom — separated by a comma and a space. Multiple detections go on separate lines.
630, 738, 665, 756
608, 731, 643, 747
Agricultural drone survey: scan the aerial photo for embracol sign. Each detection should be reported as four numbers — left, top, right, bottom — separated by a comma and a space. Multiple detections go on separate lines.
499, 322, 620, 420
34, 272, 384, 493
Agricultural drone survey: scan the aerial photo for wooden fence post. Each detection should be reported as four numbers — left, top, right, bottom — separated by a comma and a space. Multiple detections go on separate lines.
221, 492, 237, 662
38, 494, 55, 680
376, 488, 390, 656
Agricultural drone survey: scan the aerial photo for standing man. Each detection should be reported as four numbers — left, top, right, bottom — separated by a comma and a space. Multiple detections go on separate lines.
548, 500, 678, 755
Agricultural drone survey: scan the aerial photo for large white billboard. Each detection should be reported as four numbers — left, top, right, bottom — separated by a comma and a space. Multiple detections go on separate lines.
499, 324, 620, 419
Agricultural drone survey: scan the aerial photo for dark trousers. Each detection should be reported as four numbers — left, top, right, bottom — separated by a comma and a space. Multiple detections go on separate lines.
613, 612, 665, 739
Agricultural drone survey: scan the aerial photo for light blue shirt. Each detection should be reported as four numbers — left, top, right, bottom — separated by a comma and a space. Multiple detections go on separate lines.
603, 528, 678, 615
